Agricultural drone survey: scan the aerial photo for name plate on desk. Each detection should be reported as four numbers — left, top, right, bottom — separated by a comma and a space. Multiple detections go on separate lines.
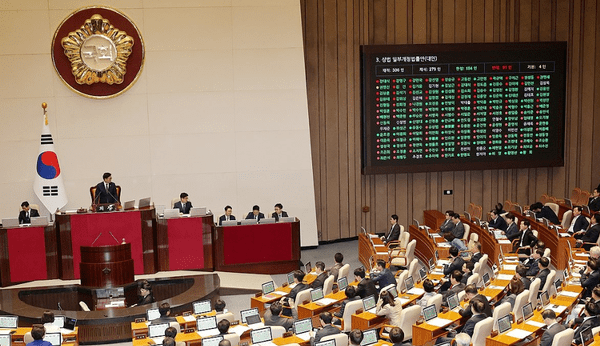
95, 203, 118, 212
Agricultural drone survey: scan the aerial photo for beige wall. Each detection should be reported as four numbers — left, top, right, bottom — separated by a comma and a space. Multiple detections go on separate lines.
0, 0, 318, 246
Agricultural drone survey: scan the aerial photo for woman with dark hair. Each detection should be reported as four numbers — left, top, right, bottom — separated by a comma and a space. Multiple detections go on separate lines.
137, 279, 155, 306
41, 311, 59, 333
376, 290, 402, 330
498, 277, 524, 309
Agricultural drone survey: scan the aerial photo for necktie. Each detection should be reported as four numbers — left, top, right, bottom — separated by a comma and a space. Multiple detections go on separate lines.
106, 183, 109, 191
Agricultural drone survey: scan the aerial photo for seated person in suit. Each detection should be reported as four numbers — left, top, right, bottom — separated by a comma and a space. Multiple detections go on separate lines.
441, 270, 465, 304
580, 258, 600, 299
153, 302, 177, 323
328, 252, 344, 281
263, 302, 293, 331
576, 214, 600, 250
459, 284, 492, 318
333, 286, 360, 323
494, 203, 506, 215
354, 267, 378, 302
589, 189, 600, 212
529, 202, 559, 225
349, 329, 363, 346
534, 257, 551, 290
217, 319, 232, 335
488, 209, 508, 231
19, 201, 40, 224
438, 210, 455, 236
215, 299, 227, 314
503, 213, 520, 242
370, 259, 395, 291
27, 325, 52, 346
389, 327, 412, 346
461, 262, 475, 285
569, 286, 600, 328
437, 299, 487, 344
218, 205, 236, 225
515, 264, 531, 290
539, 310, 565, 346
417, 279, 437, 310
272, 203, 289, 221
524, 248, 544, 277
462, 241, 482, 264
444, 231, 467, 251
382, 214, 401, 244
309, 312, 341, 346
514, 220, 538, 256
95, 172, 119, 204
573, 302, 600, 345
449, 213, 465, 239
281, 270, 307, 317
245, 205, 264, 221
136, 279, 155, 306
41, 311, 59, 333
174, 192, 192, 214
439, 246, 465, 292
310, 261, 329, 289
497, 277, 524, 309
570, 206, 590, 235
165, 327, 186, 346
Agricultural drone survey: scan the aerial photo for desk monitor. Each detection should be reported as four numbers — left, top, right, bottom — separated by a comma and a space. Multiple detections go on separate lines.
239, 219, 257, 225
482, 273, 490, 286
139, 197, 151, 208
386, 285, 398, 298
245, 314, 262, 326
447, 293, 459, 311
305, 262, 312, 273
419, 266, 427, 281
193, 300, 212, 315
413, 219, 420, 227
123, 200, 135, 210
404, 276, 414, 291
360, 329, 378, 346
63, 317, 77, 331
1, 218, 19, 228
581, 326, 594, 346
422, 305, 437, 322
362, 295, 376, 312
0, 335, 10, 346
240, 308, 259, 324
190, 207, 207, 217
43, 333, 62, 346
563, 268, 569, 280
554, 279, 562, 293
202, 335, 224, 346
196, 316, 217, 331
146, 308, 160, 321
315, 340, 335, 346
428, 258, 435, 270
311, 288, 324, 302
287, 272, 295, 285
337, 277, 348, 291
497, 315, 512, 334
163, 209, 180, 219
435, 250, 439, 261
250, 327, 273, 344
221, 220, 238, 226
293, 318, 312, 335
259, 218, 276, 224
0, 316, 17, 329
461, 252, 470, 258
31, 216, 48, 226
522, 302, 534, 321
53, 316, 65, 328
262, 281, 275, 295
148, 323, 169, 338
515, 205, 523, 215
540, 291, 550, 307
279, 217, 295, 223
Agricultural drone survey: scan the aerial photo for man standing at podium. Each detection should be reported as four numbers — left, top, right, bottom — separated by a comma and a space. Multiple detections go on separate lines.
174, 193, 192, 214
19, 201, 39, 224
95, 172, 118, 204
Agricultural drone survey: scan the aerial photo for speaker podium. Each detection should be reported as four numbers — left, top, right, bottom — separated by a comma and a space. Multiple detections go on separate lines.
80, 243, 134, 288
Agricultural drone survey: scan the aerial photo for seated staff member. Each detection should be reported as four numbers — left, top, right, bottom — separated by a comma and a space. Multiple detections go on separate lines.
488, 209, 507, 231
165, 327, 185, 346
328, 252, 344, 281
569, 205, 590, 235
513, 219, 537, 255
375, 290, 402, 330
271, 203, 288, 221
382, 214, 401, 244
589, 188, 600, 212
218, 205, 236, 225
309, 312, 341, 346
438, 210, 455, 236
461, 262, 475, 285
540, 310, 565, 346
459, 284, 492, 319
580, 258, 600, 299
310, 261, 328, 289
417, 279, 436, 310
215, 299, 227, 313
530, 202, 559, 225
515, 264, 531, 290
573, 302, 600, 345
466, 242, 482, 264
41, 311, 59, 333
348, 329, 363, 346
524, 248, 544, 277
245, 205, 264, 221
534, 257, 551, 290
354, 267, 378, 302
136, 279, 155, 306
174, 193, 192, 214
95, 172, 119, 204
217, 319, 232, 335
437, 299, 487, 344
333, 286, 360, 322
26, 325, 52, 346
569, 286, 600, 327
439, 246, 464, 292
370, 259, 395, 291
496, 277, 524, 309
449, 213, 465, 239
153, 302, 177, 323
281, 270, 308, 318
576, 214, 600, 250
503, 213, 520, 242
263, 302, 293, 331
441, 271, 465, 304
389, 327, 412, 346
19, 201, 40, 224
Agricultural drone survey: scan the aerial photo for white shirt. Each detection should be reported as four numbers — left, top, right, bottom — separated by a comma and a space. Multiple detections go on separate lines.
569, 215, 580, 233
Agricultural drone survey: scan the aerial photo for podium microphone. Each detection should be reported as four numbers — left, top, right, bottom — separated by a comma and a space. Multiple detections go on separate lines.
109, 231, 119, 244
91, 232, 103, 246
106, 183, 119, 205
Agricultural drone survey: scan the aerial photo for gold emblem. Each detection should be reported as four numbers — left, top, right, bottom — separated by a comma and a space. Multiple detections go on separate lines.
61, 14, 134, 85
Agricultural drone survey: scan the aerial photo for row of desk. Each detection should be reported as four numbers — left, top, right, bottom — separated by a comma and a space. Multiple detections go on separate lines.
0, 209, 301, 286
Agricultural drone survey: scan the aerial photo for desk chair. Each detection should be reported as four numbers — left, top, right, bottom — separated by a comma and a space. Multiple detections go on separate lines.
550, 328, 574, 346
323, 275, 335, 296
467, 233, 479, 250
467, 273, 479, 286
407, 259, 419, 280
561, 210, 573, 229
322, 333, 348, 346
24, 332, 34, 344
170, 321, 181, 334
397, 305, 421, 341
471, 317, 493, 346
396, 271, 408, 292
216, 312, 234, 323
426, 294, 442, 312
540, 270, 556, 298
292, 289, 312, 319
473, 262, 482, 278
390, 240, 416, 268
512, 290, 530, 321
478, 254, 489, 272
460, 224, 471, 247
492, 302, 511, 332
270, 326, 286, 338
340, 300, 363, 332
528, 278, 541, 306
171, 198, 179, 209
338, 264, 350, 282
223, 333, 240, 345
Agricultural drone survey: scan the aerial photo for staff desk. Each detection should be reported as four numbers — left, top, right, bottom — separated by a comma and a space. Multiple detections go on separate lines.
11, 327, 78, 346
131, 312, 217, 339
358, 234, 389, 268
412, 311, 463, 346
297, 290, 346, 320
423, 210, 446, 230
156, 215, 214, 271
351, 311, 387, 331
133, 331, 202, 346
273, 335, 309, 346
250, 274, 316, 315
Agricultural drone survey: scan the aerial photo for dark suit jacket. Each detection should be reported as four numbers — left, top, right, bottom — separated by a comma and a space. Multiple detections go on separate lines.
439, 219, 454, 233
442, 283, 465, 302
271, 211, 289, 221
521, 276, 531, 290
18, 208, 40, 224
263, 309, 294, 331
356, 278, 379, 302
517, 229, 537, 248
459, 294, 492, 319
470, 252, 482, 264
218, 214, 236, 225
95, 181, 118, 204
310, 325, 341, 346
371, 268, 395, 290
489, 216, 508, 231
462, 313, 487, 337
579, 224, 600, 245
536, 268, 550, 290
137, 293, 155, 306
288, 282, 308, 302
385, 224, 401, 243
310, 272, 329, 289
574, 316, 599, 345
334, 296, 361, 317
540, 322, 565, 346
245, 212, 265, 221
580, 269, 600, 299
451, 221, 465, 239
174, 201, 192, 214
461, 272, 472, 285
590, 196, 600, 212
443, 257, 465, 276
524, 258, 540, 277
152, 316, 177, 324
571, 215, 590, 234
536, 206, 559, 225
505, 222, 520, 242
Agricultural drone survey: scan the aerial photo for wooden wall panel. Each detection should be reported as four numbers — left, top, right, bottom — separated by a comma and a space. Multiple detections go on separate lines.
300, 0, 600, 241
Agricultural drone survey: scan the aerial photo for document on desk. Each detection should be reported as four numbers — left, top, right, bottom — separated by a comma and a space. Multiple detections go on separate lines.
496, 274, 514, 281
488, 285, 506, 290
407, 288, 425, 295
0, 330, 12, 335
576, 253, 590, 257
368, 234, 379, 238
437, 242, 451, 248
498, 239, 511, 244
272, 291, 288, 296
506, 329, 532, 339
548, 305, 567, 314
229, 325, 251, 335
525, 320, 545, 328
296, 332, 311, 341
437, 260, 451, 265
426, 317, 452, 327
182, 315, 196, 322
502, 265, 517, 271
398, 298, 411, 305
315, 298, 337, 306
558, 291, 579, 298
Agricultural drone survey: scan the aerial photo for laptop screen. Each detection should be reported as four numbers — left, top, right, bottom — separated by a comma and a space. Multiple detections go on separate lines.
251, 327, 272, 344
363, 295, 376, 311
387, 286, 398, 298
287, 272, 295, 285
563, 269, 569, 279
435, 250, 439, 261
148, 323, 169, 338
423, 305, 437, 321
0, 316, 18, 329
311, 288, 324, 302
404, 276, 414, 291
146, 308, 160, 321
581, 326, 594, 346
429, 258, 435, 269
193, 300, 212, 315
315, 340, 335, 346
43, 333, 62, 346
540, 291, 550, 307
482, 273, 490, 285
246, 314, 262, 326
461, 252, 470, 258
447, 293, 459, 310
338, 277, 348, 291
196, 316, 217, 331
360, 329, 378, 346
293, 318, 312, 335
202, 335, 224, 346
419, 267, 427, 281
240, 308, 259, 324
305, 262, 312, 273
52, 316, 65, 328
63, 317, 76, 331
262, 281, 275, 295
0, 335, 10, 346
522, 303, 533, 321
554, 279, 562, 291
498, 315, 512, 334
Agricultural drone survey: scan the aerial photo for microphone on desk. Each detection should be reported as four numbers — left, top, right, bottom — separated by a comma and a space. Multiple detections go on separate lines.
109, 231, 119, 244
106, 183, 119, 205
91, 232, 103, 246
58, 302, 63, 311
